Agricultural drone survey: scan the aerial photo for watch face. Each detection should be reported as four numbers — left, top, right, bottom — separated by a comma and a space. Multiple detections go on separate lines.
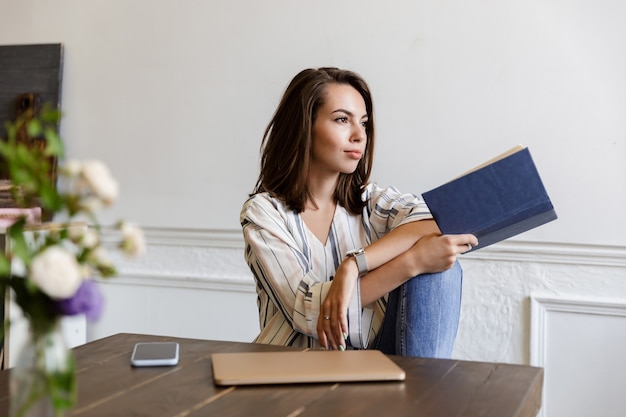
347, 248, 364, 257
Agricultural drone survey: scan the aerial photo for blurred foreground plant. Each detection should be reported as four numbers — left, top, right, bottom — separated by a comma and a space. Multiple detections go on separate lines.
0, 105, 145, 417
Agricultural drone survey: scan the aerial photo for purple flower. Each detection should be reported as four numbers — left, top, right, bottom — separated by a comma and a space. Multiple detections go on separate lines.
56, 279, 104, 321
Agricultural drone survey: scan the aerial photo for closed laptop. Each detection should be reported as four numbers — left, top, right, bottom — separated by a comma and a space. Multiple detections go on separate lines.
211, 350, 406, 386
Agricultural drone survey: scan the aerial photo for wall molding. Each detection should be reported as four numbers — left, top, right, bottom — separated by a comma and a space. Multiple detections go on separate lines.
129, 227, 626, 267
117, 227, 245, 249
530, 295, 626, 417
98, 273, 256, 294
101, 227, 626, 292
530, 296, 626, 367
463, 240, 626, 267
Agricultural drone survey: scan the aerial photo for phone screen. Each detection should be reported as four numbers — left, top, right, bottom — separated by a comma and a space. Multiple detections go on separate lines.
131, 342, 179, 367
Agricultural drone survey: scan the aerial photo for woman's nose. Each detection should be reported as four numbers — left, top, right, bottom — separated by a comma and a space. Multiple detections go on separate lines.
350, 123, 365, 142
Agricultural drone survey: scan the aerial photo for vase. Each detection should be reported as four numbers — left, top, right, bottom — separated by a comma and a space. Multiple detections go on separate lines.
10, 320, 76, 417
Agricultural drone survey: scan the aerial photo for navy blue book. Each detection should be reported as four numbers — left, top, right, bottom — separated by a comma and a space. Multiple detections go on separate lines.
421, 146, 557, 251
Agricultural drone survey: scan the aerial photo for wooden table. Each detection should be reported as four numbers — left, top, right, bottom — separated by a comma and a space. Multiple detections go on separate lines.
0, 333, 543, 417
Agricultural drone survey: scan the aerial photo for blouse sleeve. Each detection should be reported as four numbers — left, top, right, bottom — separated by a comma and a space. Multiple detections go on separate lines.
240, 194, 334, 339
363, 183, 433, 237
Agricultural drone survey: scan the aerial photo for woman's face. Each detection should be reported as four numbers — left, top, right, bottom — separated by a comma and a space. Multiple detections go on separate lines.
310, 83, 368, 178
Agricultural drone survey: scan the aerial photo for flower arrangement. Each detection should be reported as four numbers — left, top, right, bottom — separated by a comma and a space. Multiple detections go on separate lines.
0, 105, 145, 416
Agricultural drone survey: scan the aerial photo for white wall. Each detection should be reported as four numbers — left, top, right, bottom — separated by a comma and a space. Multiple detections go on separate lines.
3, 2, 626, 416
1, 0, 624, 245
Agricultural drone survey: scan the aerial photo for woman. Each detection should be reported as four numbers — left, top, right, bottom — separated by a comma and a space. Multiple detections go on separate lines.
240, 67, 477, 358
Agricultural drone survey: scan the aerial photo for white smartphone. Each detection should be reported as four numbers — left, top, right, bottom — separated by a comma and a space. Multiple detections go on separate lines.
130, 342, 179, 367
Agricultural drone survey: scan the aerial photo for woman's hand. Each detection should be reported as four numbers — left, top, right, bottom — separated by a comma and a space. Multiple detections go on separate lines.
404, 233, 478, 276
316, 259, 359, 351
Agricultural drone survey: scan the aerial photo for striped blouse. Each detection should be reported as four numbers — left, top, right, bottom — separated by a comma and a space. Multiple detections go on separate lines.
240, 183, 433, 349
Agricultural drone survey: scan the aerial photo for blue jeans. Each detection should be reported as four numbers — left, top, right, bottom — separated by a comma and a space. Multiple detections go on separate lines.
375, 261, 463, 358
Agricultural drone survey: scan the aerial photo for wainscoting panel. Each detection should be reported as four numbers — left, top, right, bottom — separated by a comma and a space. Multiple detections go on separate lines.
531, 296, 626, 417
87, 276, 259, 344
88, 228, 260, 344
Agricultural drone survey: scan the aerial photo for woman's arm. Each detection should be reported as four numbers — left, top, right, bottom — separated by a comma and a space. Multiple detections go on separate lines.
359, 232, 478, 305
315, 220, 437, 350
317, 223, 477, 351
360, 219, 440, 271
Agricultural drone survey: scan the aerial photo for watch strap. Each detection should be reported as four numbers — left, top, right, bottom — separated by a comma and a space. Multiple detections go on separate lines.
347, 248, 368, 277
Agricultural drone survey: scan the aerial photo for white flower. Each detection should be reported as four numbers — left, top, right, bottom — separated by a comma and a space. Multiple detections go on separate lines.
80, 196, 103, 213
30, 246, 82, 299
61, 159, 82, 177
68, 226, 83, 242
119, 222, 146, 258
68, 226, 99, 249
79, 264, 92, 279
89, 246, 114, 269
81, 160, 119, 206
82, 228, 100, 249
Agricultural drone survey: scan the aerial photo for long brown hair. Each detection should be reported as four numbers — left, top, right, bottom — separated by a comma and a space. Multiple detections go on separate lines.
251, 67, 375, 215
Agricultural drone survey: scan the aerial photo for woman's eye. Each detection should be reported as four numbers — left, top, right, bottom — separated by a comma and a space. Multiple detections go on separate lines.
335, 117, 348, 123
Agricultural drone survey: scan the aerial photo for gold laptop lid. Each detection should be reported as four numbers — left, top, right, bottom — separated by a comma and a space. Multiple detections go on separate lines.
211, 350, 406, 386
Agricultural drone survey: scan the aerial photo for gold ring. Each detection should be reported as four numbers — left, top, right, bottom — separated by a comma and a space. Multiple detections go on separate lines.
323, 316, 331, 320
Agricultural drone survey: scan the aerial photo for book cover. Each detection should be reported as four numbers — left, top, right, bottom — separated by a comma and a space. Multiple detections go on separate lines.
421, 146, 557, 251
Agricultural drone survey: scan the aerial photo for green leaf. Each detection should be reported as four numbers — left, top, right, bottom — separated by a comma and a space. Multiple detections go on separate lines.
39, 106, 62, 123
7, 219, 33, 264
0, 140, 9, 156
97, 263, 118, 278
27, 119, 42, 137
43, 127, 64, 157
48, 360, 77, 410
3, 121, 16, 142
38, 182, 64, 212
0, 255, 11, 277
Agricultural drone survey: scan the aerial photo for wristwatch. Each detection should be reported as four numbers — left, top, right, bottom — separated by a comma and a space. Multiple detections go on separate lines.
346, 248, 368, 277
